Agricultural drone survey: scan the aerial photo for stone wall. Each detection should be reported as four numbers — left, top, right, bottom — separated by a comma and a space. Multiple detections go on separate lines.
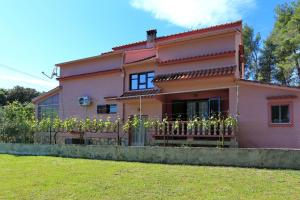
34, 132, 128, 146
0, 143, 299, 170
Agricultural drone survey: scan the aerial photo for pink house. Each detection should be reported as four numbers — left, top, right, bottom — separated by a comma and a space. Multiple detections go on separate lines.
33, 21, 300, 148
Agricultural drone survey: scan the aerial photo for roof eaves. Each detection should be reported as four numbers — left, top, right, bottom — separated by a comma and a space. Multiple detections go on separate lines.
32, 86, 61, 104
116, 89, 161, 100
57, 68, 122, 81
238, 79, 300, 92
153, 65, 236, 83
112, 20, 242, 51
55, 50, 123, 67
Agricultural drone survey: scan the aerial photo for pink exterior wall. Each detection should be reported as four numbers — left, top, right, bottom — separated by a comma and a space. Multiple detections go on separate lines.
234, 31, 243, 78
158, 33, 236, 61
60, 54, 123, 77
237, 82, 300, 148
156, 57, 235, 75
124, 48, 156, 64
123, 98, 162, 120
59, 72, 123, 120
156, 77, 235, 93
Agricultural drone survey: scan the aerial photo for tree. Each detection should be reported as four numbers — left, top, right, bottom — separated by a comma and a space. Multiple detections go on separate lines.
0, 89, 7, 106
6, 86, 40, 104
258, 37, 276, 82
243, 24, 261, 80
0, 101, 35, 143
272, 1, 300, 85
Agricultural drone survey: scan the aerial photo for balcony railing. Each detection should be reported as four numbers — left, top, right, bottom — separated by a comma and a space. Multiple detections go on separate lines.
149, 120, 237, 146
151, 121, 235, 139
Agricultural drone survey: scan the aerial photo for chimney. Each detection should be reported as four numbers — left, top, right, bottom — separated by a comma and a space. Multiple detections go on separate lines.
146, 29, 157, 47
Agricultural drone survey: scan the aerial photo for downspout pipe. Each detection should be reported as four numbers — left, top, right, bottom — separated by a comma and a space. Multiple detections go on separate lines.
121, 52, 126, 122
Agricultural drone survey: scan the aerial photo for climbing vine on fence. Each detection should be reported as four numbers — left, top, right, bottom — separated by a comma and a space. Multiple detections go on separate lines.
32, 114, 237, 134
0, 104, 238, 143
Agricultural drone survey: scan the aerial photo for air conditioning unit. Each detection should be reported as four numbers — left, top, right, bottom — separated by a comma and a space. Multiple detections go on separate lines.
78, 96, 91, 106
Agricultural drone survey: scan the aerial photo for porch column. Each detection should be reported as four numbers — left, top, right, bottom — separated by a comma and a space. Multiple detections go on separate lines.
229, 86, 239, 117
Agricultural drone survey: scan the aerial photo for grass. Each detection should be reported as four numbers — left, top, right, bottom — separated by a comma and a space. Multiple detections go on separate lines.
0, 154, 299, 200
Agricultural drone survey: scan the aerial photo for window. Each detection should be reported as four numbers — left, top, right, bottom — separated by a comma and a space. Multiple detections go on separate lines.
268, 101, 294, 127
172, 98, 221, 120
271, 105, 290, 123
37, 94, 59, 120
130, 71, 154, 90
97, 104, 117, 114
209, 98, 221, 116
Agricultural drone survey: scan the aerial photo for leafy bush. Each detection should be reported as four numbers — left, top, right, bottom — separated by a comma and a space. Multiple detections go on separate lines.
0, 101, 35, 143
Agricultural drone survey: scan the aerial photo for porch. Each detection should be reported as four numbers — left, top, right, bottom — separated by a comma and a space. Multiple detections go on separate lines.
153, 89, 235, 146
125, 88, 238, 147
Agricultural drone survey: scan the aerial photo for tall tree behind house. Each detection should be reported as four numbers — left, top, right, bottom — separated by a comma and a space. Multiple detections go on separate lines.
258, 37, 276, 83
243, 24, 261, 80
271, 1, 300, 85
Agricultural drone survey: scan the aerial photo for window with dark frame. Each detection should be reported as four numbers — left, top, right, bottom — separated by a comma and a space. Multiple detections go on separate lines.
130, 71, 154, 90
97, 104, 117, 114
172, 97, 221, 120
271, 104, 290, 124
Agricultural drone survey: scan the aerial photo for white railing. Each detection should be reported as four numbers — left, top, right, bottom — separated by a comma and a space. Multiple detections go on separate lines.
152, 121, 235, 138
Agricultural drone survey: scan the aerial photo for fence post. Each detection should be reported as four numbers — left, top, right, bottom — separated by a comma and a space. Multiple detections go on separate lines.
163, 122, 166, 147
117, 121, 120, 146
49, 126, 52, 144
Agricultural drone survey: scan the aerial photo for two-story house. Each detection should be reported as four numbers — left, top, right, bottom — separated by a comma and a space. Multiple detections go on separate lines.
33, 21, 300, 148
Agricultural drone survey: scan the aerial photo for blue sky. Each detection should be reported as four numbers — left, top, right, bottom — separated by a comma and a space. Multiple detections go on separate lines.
0, 0, 293, 91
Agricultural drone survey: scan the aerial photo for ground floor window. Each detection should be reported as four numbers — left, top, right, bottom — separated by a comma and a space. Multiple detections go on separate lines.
172, 98, 221, 120
37, 94, 59, 120
97, 104, 117, 114
271, 105, 289, 123
269, 101, 293, 126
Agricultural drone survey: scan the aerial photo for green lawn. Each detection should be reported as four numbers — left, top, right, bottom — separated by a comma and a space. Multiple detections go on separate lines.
0, 154, 299, 200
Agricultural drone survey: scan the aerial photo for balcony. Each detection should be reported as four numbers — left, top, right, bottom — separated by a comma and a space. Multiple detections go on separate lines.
150, 120, 237, 147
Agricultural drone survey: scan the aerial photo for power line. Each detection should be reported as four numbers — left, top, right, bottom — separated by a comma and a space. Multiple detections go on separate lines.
0, 63, 53, 82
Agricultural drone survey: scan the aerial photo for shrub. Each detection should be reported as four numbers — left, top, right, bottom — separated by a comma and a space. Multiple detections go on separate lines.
0, 101, 35, 143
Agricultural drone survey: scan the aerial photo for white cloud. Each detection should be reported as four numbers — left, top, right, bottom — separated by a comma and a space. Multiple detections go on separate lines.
130, 0, 255, 28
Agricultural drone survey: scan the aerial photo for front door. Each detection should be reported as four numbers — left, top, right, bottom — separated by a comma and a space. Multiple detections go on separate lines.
131, 116, 148, 146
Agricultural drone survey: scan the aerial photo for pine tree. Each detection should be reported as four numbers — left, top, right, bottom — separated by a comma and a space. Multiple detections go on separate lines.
272, 1, 300, 85
243, 24, 261, 80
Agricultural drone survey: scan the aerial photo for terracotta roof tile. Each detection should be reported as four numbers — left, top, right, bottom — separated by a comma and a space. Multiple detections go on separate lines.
112, 20, 242, 50
153, 66, 236, 83
32, 86, 61, 104
117, 89, 160, 99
